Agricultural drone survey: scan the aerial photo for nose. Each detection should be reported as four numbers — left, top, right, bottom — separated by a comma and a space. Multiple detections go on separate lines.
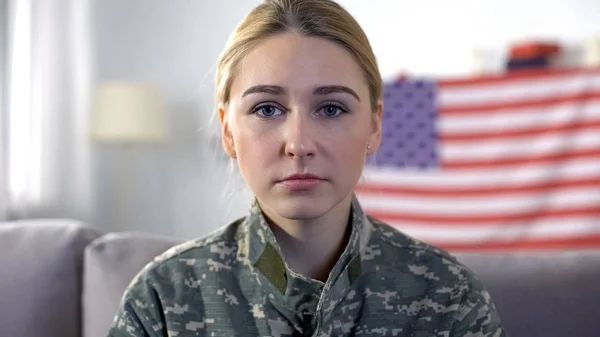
283, 112, 316, 159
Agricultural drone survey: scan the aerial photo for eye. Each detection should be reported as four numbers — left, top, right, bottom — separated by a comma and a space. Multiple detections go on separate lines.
318, 104, 347, 118
252, 104, 284, 118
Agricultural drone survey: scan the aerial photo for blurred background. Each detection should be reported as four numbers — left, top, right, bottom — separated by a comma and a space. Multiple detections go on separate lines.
2, 0, 600, 240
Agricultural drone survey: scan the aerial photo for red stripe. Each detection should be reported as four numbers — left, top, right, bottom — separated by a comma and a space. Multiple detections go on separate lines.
368, 205, 600, 226
355, 176, 600, 198
442, 119, 600, 142
443, 147, 600, 170
438, 66, 600, 88
440, 91, 600, 115
427, 235, 600, 252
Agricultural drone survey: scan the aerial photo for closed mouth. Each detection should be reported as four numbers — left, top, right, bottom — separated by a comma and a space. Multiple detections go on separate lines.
281, 173, 324, 182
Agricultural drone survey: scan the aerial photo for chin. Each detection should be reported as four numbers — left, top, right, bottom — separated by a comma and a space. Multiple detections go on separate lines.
269, 193, 334, 220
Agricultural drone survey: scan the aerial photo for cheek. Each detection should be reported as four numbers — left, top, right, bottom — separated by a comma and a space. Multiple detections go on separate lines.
235, 122, 277, 152
323, 116, 369, 147
332, 139, 366, 165
323, 125, 368, 167
232, 123, 279, 176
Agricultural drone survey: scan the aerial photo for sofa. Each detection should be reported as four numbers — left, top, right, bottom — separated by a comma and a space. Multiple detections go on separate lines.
1, 219, 599, 337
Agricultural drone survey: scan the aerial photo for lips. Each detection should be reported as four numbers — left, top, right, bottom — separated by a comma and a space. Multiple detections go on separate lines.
279, 173, 324, 191
282, 173, 323, 181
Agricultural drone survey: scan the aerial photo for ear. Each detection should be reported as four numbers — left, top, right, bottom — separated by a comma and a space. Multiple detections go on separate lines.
366, 100, 383, 155
219, 106, 237, 159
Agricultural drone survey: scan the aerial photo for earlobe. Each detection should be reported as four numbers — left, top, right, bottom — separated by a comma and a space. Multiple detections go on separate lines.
219, 107, 226, 124
367, 100, 383, 155
219, 107, 237, 159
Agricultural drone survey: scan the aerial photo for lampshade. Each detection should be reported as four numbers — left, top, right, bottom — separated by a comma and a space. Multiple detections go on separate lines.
584, 36, 600, 67
90, 81, 167, 142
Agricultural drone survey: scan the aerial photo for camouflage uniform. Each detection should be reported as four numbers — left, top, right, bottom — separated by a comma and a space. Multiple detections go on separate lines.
108, 195, 506, 336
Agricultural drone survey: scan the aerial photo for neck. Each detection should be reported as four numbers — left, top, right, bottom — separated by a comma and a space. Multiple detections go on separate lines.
261, 195, 353, 282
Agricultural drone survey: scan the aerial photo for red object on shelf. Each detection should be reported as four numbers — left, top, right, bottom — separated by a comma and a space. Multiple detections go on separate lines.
509, 41, 562, 60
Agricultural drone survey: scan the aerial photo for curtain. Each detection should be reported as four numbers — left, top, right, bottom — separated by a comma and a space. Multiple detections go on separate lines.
0, 0, 7, 220
1, 0, 93, 221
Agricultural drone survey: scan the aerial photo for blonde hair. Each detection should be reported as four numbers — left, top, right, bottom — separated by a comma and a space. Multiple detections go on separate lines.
215, 0, 383, 112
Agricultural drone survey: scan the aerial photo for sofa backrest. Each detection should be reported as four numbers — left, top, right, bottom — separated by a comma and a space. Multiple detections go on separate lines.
0, 219, 100, 337
83, 232, 183, 337
5, 219, 597, 337
86, 233, 600, 337
455, 250, 600, 337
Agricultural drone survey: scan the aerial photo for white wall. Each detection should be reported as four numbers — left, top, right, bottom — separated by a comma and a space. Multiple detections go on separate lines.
343, 0, 600, 78
92, 0, 600, 239
92, 0, 262, 238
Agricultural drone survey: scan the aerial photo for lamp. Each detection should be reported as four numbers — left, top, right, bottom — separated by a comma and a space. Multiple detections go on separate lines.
90, 81, 167, 142
90, 81, 168, 231
584, 36, 600, 68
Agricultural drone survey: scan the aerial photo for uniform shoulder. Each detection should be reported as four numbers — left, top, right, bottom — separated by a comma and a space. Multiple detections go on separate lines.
108, 217, 248, 336
124, 216, 246, 289
364, 217, 505, 335
367, 216, 477, 283
368, 215, 455, 259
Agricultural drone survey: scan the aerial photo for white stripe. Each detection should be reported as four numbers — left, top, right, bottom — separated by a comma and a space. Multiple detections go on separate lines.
439, 99, 600, 133
439, 72, 600, 106
388, 218, 600, 244
357, 187, 600, 216
360, 157, 600, 187
442, 129, 600, 160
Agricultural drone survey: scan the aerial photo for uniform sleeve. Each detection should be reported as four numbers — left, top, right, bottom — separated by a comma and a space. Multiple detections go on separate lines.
107, 276, 167, 337
450, 280, 507, 337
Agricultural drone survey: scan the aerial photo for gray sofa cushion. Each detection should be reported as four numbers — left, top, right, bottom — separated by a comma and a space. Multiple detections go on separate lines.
0, 219, 100, 337
83, 232, 182, 337
455, 250, 600, 337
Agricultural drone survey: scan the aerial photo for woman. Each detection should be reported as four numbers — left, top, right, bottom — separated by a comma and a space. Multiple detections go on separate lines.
108, 0, 506, 336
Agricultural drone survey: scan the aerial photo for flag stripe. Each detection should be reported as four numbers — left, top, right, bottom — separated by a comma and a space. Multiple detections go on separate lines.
439, 70, 600, 106
360, 188, 600, 215
361, 158, 600, 187
369, 205, 600, 226
442, 129, 600, 160
442, 118, 600, 142
441, 91, 600, 115
393, 218, 600, 243
438, 66, 600, 88
428, 235, 600, 252
356, 176, 600, 197
440, 99, 600, 133
443, 147, 600, 170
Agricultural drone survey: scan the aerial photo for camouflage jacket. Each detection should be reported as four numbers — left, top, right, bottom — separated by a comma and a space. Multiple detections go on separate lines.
108, 196, 506, 337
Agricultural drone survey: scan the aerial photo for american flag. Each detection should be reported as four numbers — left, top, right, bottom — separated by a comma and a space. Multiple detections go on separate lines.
356, 67, 600, 252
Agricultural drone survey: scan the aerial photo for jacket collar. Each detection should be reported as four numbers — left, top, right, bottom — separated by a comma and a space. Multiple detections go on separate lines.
242, 194, 372, 293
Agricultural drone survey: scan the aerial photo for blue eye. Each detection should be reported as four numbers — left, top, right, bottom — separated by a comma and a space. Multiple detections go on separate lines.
319, 104, 346, 118
253, 104, 284, 117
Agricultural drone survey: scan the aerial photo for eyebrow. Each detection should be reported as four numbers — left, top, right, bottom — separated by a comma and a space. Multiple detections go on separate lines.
313, 85, 360, 102
241, 85, 285, 97
241, 84, 361, 101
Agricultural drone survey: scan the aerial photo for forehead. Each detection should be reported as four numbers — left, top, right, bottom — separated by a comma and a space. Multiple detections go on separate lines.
231, 33, 368, 97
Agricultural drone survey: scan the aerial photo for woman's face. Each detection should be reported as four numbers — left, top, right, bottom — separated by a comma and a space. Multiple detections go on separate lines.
221, 33, 382, 221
